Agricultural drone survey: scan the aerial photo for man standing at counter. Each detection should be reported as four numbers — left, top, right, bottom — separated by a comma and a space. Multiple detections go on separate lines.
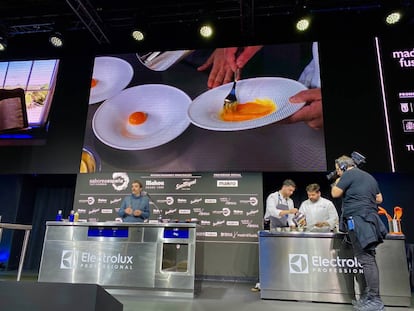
252, 178, 298, 292
331, 155, 387, 311
299, 183, 338, 230
264, 179, 298, 229
118, 180, 150, 222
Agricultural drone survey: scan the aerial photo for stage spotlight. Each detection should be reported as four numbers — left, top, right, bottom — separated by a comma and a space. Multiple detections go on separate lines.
49, 32, 64, 48
296, 17, 310, 32
0, 36, 7, 51
199, 24, 214, 38
132, 29, 145, 41
385, 11, 402, 25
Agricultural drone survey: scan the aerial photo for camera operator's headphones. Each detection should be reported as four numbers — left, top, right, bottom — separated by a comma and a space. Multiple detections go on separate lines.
336, 157, 355, 172
337, 160, 348, 172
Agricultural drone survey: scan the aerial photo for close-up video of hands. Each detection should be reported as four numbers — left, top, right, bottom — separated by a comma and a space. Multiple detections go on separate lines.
284, 88, 323, 130
197, 46, 263, 88
197, 45, 323, 129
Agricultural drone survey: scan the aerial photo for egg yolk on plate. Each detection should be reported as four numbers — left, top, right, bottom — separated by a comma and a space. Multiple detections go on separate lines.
79, 150, 96, 173
128, 111, 148, 125
91, 78, 98, 88
220, 98, 277, 122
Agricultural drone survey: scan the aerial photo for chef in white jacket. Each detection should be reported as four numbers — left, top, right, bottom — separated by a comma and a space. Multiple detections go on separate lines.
299, 183, 338, 230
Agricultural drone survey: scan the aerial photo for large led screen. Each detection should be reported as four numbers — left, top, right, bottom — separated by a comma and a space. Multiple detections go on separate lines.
82, 42, 326, 173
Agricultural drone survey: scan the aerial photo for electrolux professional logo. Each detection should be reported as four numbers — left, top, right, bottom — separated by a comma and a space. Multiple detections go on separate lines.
289, 254, 309, 274
60, 250, 134, 271
60, 250, 77, 269
289, 253, 363, 275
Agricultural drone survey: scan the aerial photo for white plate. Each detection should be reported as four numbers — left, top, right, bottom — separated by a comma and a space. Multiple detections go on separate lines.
92, 84, 191, 150
89, 56, 134, 104
188, 77, 308, 131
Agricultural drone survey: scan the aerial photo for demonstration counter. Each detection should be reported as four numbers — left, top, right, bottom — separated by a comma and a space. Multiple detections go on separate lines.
259, 230, 411, 306
38, 221, 197, 297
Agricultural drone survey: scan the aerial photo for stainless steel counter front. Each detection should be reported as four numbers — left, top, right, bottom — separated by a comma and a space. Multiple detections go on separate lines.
38, 221, 197, 297
259, 230, 411, 306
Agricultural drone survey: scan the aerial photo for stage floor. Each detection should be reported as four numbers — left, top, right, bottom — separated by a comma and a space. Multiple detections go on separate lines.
1, 271, 413, 311
117, 280, 414, 311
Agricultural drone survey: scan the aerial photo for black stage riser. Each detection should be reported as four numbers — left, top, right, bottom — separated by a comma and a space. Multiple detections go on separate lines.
0, 281, 123, 311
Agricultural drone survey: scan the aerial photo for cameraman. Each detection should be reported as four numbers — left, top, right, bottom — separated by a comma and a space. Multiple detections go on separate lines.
331, 155, 387, 311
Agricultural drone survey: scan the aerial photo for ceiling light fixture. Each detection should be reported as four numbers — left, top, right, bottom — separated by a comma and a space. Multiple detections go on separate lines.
131, 29, 145, 41
385, 11, 402, 25
199, 24, 214, 38
49, 31, 64, 48
0, 36, 7, 51
296, 17, 311, 32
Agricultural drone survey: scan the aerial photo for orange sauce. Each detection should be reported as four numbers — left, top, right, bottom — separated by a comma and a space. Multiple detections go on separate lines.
91, 78, 98, 88
220, 98, 276, 122
128, 111, 148, 125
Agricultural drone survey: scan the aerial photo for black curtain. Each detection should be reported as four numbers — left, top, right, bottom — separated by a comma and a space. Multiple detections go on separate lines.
0, 174, 76, 271
25, 184, 76, 270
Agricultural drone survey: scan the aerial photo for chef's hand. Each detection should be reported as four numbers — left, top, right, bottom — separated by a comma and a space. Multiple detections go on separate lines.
224, 46, 263, 72
197, 46, 263, 88
197, 48, 234, 88
280, 208, 297, 216
280, 88, 323, 130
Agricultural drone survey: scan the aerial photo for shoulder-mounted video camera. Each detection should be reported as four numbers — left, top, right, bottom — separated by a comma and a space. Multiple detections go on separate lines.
326, 151, 366, 181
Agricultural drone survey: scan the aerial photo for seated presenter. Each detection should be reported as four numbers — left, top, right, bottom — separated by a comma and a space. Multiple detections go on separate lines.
118, 180, 150, 222
298, 183, 338, 230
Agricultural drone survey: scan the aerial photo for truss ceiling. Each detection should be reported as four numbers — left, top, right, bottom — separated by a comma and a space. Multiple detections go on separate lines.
0, 0, 413, 53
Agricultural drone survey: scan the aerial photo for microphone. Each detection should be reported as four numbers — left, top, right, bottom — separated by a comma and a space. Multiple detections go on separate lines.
142, 190, 163, 222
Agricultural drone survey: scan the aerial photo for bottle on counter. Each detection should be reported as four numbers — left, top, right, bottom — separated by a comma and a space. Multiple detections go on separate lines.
74, 211, 79, 222
55, 210, 63, 221
69, 210, 75, 222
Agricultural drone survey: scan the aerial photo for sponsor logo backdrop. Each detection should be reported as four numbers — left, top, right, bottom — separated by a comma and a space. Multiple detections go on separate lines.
74, 172, 263, 242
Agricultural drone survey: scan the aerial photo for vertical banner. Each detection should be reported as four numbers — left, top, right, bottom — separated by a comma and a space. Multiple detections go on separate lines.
377, 37, 414, 172
73, 172, 263, 242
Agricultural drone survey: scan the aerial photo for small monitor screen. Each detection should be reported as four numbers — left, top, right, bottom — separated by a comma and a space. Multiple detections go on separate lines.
87, 226, 129, 238
163, 228, 189, 239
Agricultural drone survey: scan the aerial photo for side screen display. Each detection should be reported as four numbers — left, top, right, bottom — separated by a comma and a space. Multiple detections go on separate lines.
0, 59, 59, 146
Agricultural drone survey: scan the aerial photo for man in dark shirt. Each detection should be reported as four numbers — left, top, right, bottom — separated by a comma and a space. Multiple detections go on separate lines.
331, 155, 387, 311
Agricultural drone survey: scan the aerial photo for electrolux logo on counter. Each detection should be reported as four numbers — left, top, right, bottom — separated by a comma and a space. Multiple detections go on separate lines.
289, 253, 363, 275
60, 250, 134, 271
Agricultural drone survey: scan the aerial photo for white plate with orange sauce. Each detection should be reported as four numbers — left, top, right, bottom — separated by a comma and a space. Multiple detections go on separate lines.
89, 56, 134, 105
188, 77, 308, 131
92, 84, 191, 150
